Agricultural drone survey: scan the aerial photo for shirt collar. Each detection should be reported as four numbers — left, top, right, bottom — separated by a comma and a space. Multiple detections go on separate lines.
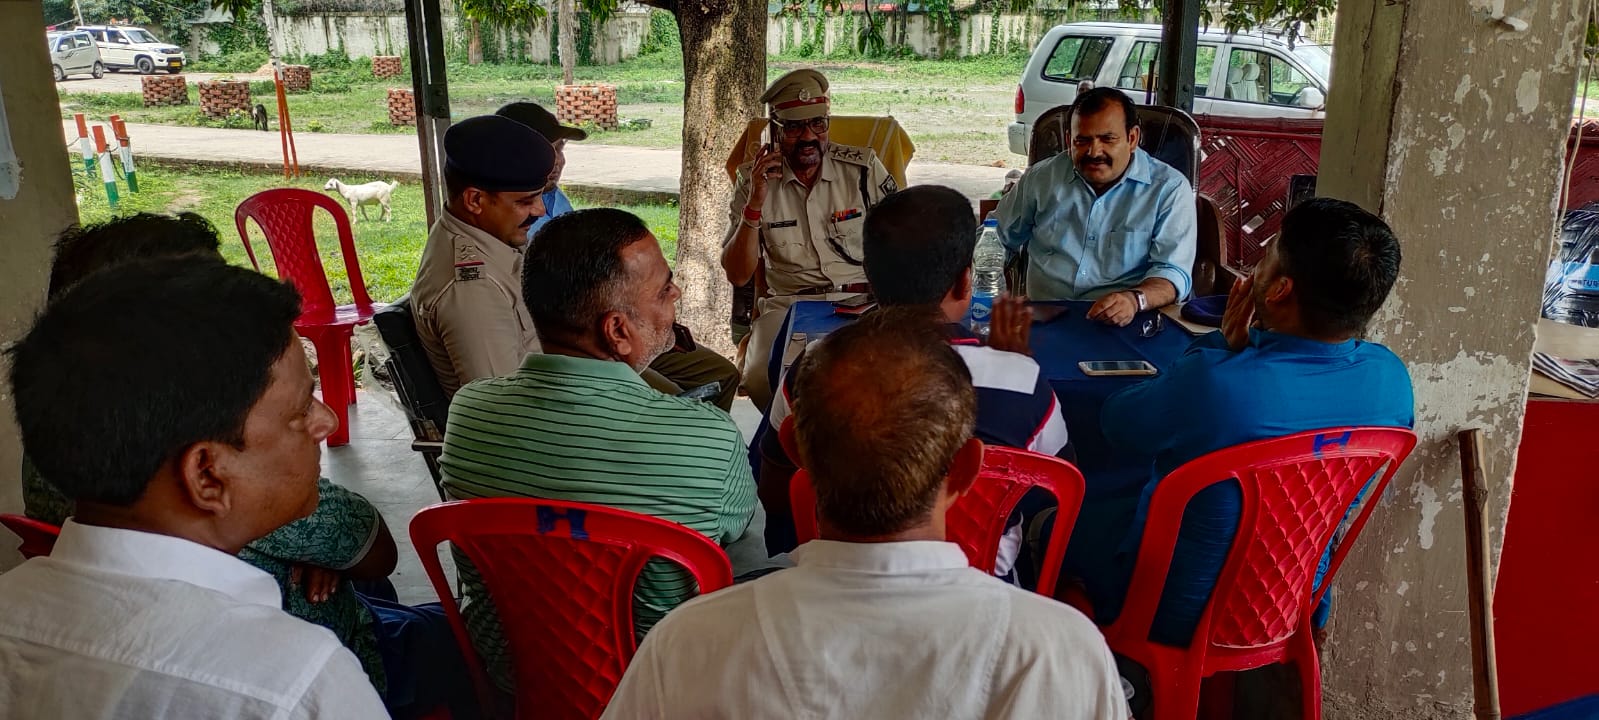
1249, 327, 1360, 357
1072, 147, 1153, 192
440, 208, 521, 270
48, 520, 283, 609
520, 352, 649, 386
792, 539, 970, 573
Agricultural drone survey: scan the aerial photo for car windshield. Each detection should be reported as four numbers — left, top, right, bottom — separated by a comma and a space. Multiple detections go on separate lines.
124, 29, 158, 44
1292, 44, 1332, 83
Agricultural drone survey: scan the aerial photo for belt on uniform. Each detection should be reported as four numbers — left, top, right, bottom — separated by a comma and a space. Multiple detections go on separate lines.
793, 283, 870, 297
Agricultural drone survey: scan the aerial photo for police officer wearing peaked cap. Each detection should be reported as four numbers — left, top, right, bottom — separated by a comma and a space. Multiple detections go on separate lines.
410, 115, 556, 397
723, 68, 898, 410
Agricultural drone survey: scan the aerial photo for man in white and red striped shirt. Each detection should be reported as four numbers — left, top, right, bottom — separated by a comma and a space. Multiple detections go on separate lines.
760, 185, 1071, 576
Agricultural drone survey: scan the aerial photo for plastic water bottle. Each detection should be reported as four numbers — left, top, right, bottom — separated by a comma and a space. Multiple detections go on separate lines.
969, 218, 1006, 339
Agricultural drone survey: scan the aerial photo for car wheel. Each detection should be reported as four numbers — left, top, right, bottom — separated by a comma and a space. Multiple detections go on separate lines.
136, 56, 154, 74
53, 65, 65, 82
91, 62, 104, 79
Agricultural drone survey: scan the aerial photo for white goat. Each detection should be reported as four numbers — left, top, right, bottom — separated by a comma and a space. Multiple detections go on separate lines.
324, 178, 398, 222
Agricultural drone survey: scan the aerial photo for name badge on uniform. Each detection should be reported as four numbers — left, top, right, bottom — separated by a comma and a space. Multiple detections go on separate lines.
832, 209, 862, 222
769, 219, 799, 229
455, 260, 484, 281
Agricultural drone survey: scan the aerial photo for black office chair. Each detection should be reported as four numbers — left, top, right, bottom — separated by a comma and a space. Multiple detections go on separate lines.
372, 296, 450, 500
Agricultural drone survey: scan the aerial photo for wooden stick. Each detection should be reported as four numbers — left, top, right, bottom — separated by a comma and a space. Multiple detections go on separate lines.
1459, 428, 1501, 720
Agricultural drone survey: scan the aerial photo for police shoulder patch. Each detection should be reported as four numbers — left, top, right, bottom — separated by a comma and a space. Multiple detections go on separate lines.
455, 260, 484, 282
879, 175, 898, 196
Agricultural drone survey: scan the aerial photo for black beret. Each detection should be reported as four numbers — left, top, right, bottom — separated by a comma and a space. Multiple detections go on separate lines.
443, 115, 555, 193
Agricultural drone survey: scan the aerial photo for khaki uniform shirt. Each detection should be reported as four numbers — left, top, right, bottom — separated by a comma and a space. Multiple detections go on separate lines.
411, 210, 539, 397
725, 143, 897, 297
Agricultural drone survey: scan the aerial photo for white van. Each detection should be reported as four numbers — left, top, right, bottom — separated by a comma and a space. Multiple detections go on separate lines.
1007, 22, 1332, 156
48, 30, 105, 81
78, 25, 185, 75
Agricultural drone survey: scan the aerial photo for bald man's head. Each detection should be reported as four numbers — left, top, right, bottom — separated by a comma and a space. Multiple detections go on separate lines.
792, 307, 978, 537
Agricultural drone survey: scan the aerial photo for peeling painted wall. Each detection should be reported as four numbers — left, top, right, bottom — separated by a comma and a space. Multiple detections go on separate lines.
1317, 0, 1585, 717
0, 0, 80, 566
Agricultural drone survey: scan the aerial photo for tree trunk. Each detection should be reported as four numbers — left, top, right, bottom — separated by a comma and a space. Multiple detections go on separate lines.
672, 2, 766, 357
558, 0, 577, 86
469, 18, 483, 65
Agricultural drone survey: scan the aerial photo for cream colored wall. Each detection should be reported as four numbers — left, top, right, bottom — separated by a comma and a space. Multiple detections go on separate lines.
0, 1, 80, 562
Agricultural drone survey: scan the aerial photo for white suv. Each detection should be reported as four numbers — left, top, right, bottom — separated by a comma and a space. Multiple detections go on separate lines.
1008, 22, 1331, 156
79, 25, 185, 75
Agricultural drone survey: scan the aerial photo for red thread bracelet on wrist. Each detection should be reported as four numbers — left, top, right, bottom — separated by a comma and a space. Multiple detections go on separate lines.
743, 206, 762, 222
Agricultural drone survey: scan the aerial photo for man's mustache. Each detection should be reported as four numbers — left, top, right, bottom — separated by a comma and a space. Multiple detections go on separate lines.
520, 215, 537, 228
1079, 156, 1112, 167
793, 141, 822, 153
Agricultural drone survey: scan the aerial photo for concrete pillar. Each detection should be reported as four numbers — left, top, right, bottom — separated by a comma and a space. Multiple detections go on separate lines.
1316, 0, 1585, 716
0, 0, 80, 558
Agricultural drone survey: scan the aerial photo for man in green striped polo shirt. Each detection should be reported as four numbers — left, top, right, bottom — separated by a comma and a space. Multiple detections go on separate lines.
440, 208, 769, 694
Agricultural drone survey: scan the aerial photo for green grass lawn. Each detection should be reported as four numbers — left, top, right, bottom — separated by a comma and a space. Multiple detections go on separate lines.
58, 50, 1029, 166
71, 160, 680, 305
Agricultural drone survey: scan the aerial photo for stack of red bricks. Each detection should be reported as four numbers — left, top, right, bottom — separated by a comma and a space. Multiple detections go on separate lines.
197, 80, 251, 119
373, 56, 404, 79
281, 65, 311, 92
141, 74, 189, 107
388, 88, 416, 126
555, 83, 618, 130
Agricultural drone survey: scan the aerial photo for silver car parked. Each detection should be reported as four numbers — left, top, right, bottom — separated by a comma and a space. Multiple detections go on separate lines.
48, 30, 105, 82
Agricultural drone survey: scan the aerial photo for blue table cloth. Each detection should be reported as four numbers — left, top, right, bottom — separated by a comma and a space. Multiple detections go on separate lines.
768, 300, 1197, 497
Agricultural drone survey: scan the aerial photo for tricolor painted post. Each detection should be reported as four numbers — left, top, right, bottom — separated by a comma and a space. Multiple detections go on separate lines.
90, 125, 119, 209
110, 115, 137, 193
72, 113, 96, 182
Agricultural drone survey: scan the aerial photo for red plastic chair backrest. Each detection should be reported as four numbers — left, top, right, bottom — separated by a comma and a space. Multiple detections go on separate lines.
784, 418, 1086, 593
234, 188, 372, 320
409, 498, 733, 720
0, 514, 61, 560
1113, 427, 1417, 658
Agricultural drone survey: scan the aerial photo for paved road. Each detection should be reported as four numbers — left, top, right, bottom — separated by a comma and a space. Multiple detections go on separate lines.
55, 70, 254, 94
59, 120, 1012, 200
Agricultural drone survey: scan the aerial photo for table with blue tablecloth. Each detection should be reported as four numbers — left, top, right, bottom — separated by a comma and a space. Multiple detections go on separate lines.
766, 300, 1200, 497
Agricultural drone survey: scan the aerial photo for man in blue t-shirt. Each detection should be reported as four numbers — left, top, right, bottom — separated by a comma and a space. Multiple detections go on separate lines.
1070, 197, 1414, 646
497, 102, 743, 411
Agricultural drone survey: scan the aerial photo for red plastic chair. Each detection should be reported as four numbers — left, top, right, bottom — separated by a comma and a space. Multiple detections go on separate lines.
235, 188, 377, 447
781, 418, 1085, 596
410, 498, 734, 720
0, 514, 62, 559
1101, 427, 1417, 720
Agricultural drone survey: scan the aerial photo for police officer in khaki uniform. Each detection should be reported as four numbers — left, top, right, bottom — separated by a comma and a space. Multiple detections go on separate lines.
412, 115, 553, 397
723, 69, 897, 409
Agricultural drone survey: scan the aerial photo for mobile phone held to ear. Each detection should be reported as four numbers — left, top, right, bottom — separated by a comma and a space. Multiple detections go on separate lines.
671, 323, 697, 353
1078, 360, 1158, 377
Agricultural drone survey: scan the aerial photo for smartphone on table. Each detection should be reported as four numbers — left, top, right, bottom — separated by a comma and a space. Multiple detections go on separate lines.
1078, 360, 1158, 377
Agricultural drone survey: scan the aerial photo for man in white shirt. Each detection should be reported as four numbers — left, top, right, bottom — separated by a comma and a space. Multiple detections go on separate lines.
603, 309, 1127, 720
0, 259, 388, 719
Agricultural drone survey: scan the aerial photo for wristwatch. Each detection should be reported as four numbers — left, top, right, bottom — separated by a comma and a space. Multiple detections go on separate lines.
1128, 289, 1148, 312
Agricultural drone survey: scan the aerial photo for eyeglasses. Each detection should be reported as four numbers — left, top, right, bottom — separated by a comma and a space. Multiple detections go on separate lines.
778, 117, 830, 137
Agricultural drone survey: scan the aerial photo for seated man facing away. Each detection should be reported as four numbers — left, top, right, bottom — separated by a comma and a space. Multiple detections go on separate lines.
496, 100, 743, 411
1, 259, 386, 718
19, 213, 468, 719
759, 184, 1070, 569
440, 208, 771, 694
1076, 197, 1414, 645
995, 87, 1196, 326
603, 309, 1127, 720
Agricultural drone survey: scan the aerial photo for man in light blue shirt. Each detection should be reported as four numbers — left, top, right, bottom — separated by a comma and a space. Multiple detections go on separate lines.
529, 183, 574, 237
996, 87, 1196, 326
1064, 197, 1413, 646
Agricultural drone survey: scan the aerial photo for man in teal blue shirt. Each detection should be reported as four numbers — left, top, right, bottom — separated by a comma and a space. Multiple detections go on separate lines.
1074, 197, 1414, 646
996, 87, 1196, 326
